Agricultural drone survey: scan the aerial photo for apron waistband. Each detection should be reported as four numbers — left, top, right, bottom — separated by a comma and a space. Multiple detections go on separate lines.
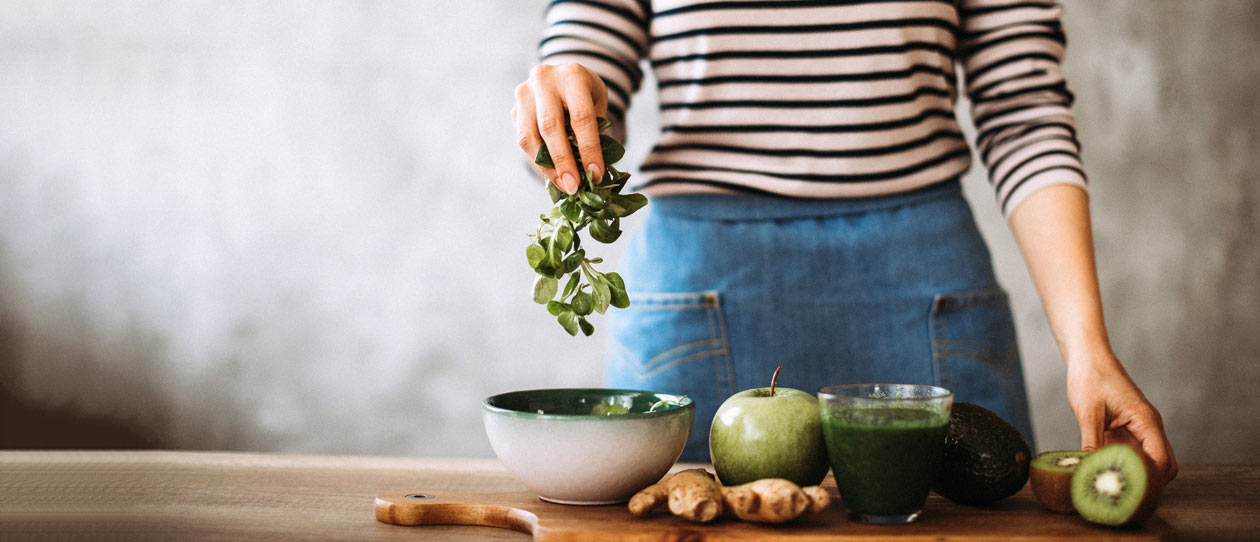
645, 178, 963, 221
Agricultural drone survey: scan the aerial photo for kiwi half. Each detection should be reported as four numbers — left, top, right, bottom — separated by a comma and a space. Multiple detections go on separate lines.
1070, 443, 1164, 527
1030, 450, 1088, 513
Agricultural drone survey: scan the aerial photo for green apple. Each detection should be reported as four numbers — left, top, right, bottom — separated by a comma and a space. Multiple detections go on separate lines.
709, 370, 829, 487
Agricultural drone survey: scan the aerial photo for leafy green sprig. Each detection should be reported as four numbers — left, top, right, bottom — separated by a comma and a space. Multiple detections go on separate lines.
527, 117, 647, 336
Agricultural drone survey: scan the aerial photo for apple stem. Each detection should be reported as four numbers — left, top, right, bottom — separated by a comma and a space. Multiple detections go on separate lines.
770, 366, 782, 397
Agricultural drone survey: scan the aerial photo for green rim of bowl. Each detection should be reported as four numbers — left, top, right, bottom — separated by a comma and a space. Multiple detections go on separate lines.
482, 388, 694, 420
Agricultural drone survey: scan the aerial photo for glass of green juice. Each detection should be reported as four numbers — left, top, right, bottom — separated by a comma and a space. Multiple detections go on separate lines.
817, 384, 953, 525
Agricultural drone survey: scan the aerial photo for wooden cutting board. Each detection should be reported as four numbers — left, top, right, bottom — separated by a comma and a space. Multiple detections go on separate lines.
374, 484, 1172, 541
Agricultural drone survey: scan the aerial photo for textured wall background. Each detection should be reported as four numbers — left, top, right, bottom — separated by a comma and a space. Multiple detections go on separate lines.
1, 1, 1257, 462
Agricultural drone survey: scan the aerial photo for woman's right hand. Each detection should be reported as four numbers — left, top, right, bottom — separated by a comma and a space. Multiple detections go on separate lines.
512, 63, 610, 195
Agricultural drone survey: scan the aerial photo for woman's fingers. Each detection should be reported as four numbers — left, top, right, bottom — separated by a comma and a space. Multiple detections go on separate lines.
513, 83, 558, 184
513, 63, 610, 194
562, 66, 608, 182
1081, 396, 1178, 483
530, 66, 580, 194
1076, 401, 1105, 453
1123, 409, 1178, 482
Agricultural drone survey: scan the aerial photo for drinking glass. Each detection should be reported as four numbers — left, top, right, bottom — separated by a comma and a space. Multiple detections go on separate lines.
817, 384, 953, 524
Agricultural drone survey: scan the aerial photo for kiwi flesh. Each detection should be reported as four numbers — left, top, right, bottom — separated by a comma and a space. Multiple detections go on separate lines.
1030, 450, 1088, 513
1070, 443, 1164, 526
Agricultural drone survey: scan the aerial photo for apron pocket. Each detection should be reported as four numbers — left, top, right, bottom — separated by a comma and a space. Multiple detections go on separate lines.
928, 288, 1034, 442
606, 290, 735, 462
929, 288, 1020, 402
607, 291, 734, 397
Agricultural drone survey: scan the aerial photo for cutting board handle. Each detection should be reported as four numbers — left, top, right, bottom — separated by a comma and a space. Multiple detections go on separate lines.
374, 491, 539, 535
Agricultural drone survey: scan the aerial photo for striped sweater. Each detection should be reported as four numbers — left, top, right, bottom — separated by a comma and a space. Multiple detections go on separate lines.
538, 0, 1087, 217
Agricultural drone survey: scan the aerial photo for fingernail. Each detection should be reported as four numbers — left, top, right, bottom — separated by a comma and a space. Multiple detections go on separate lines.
562, 172, 577, 194
587, 163, 600, 181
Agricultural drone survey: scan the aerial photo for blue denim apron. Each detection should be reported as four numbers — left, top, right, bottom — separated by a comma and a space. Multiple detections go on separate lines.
605, 179, 1034, 462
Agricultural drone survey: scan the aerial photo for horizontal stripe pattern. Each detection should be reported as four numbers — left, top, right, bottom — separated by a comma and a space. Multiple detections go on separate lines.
538, 0, 1087, 217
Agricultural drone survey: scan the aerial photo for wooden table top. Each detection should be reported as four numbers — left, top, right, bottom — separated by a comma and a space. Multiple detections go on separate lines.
1, 451, 1256, 541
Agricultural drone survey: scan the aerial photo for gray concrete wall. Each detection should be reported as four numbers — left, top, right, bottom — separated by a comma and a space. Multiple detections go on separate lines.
1, 1, 1256, 462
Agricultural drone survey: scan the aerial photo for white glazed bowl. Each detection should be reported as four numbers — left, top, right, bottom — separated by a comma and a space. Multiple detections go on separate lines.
482, 388, 694, 505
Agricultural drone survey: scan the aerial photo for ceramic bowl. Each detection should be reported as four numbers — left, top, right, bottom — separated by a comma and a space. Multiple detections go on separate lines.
482, 388, 694, 505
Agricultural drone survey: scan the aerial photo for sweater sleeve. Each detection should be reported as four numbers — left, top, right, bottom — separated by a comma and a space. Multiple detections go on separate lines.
960, 0, 1088, 218
538, 0, 650, 140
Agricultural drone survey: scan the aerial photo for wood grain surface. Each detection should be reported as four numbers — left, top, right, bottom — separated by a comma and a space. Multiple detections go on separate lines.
371, 488, 1173, 541
1, 451, 1256, 541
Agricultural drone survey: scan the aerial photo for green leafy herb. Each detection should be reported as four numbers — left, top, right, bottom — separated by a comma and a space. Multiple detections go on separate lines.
599, 404, 630, 416
649, 395, 688, 413
526, 117, 645, 336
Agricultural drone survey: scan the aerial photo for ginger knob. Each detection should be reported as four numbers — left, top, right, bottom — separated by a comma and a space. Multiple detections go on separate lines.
628, 468, 724, 523
629, 470, 830, 524
721, 478, 831, 524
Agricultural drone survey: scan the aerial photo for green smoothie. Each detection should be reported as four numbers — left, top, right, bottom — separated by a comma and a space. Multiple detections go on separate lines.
821, 406, 949, 517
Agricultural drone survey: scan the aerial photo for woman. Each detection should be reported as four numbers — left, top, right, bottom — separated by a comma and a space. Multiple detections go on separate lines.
510, 0, 1176, 478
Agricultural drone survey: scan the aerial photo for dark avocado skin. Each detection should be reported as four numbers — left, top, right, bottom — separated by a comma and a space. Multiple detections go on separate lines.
932, 402, 1032, 505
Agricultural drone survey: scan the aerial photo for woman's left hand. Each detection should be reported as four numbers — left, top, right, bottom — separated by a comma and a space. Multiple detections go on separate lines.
1066, 350, 1178, 482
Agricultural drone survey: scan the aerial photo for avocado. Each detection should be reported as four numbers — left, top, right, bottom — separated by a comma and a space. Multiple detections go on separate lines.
932, 402, 1031, 506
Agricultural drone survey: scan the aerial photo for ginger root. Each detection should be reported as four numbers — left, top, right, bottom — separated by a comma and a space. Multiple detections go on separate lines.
721, 478, 831, 524
629, 468, 723, 522
628, 470, 830, 524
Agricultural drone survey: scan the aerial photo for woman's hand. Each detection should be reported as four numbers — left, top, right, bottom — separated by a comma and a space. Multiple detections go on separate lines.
511, 63, 609, 194
1066, 350, 1178, 482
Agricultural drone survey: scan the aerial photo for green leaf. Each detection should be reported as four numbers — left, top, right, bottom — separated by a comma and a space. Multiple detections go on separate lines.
610, 290, 629, 309
561, 272, 580, 299
589, 218, 621, 243
596, 117, 612, 132
546, 300, 568, 316
562, 251, 583, 274
547, 181, 564, 203
578, 316, 594, 336
579, 191, 605, 210
534, 144, 555, 169
599, 134, 625, 165
599, 403, 629, 416
533, 276, 558, 304
526, 244, 546, 268
547, 236, 562, 268
559, 199, 581, 222
605, 272, 629, 308
588, 219, 616, 243
557, 224, 574, 252
614, 194, 648, 216
610, 287, 629, 309
591, 279, 611, 314
603, 203, 626, 218
604, 272, 626, 292
557, 310, 580, 336
572, 292, 594, 316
